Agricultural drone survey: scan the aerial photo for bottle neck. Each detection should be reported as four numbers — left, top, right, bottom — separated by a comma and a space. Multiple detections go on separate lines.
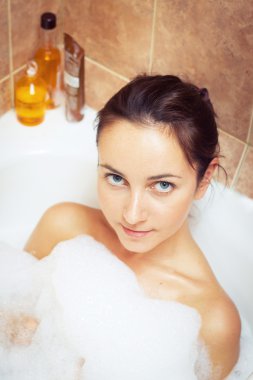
39, 28, 57, 48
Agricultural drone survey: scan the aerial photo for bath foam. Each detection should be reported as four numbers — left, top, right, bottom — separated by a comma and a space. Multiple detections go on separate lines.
0, 235, 252, 379
0, 236, 203, 379
0, 243, 81, 380
48, 235, 203, 380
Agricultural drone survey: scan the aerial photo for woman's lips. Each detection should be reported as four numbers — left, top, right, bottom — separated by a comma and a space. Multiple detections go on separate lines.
121, 225, 153, 238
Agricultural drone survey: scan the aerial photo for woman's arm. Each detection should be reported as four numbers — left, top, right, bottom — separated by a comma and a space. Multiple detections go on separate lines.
200, 295, 241, 380
0, 311, 39, 345
24, 202, 93, 259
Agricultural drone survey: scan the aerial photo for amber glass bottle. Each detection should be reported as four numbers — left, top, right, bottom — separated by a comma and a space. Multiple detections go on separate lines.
15, 61, 47, 126
34, 12, 61, 109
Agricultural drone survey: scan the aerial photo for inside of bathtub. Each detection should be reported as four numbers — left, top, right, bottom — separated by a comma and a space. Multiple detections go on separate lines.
0, 107, 253, 379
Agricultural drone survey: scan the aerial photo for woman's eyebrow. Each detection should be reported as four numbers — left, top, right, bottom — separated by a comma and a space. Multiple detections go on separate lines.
99, 164, 125, 177
148, 173, 182, 180
99, 163, 182, 180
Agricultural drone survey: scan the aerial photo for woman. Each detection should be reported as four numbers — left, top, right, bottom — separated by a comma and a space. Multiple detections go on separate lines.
25, 75, 241, 379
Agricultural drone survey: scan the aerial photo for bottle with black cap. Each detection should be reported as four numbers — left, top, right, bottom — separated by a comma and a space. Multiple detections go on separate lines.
34, 12, 61, 109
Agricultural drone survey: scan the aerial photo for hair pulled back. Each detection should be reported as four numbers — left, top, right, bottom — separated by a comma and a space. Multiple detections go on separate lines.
96, 74, 220, 183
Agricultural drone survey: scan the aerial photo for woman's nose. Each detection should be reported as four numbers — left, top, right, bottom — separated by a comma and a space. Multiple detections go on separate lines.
123, 191, 147, 225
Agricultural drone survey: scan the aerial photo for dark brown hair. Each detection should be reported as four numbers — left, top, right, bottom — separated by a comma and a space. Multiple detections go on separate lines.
96, 74, 222, 183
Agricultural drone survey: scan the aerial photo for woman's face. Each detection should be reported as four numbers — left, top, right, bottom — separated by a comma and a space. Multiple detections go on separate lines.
97, 120, 204, 254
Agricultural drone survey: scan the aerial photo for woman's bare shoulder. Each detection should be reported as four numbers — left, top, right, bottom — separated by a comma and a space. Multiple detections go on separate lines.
199, 287, 241, 380
24, 202, 103, 259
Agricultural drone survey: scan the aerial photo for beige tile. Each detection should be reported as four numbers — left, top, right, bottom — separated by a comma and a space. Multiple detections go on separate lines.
85, 59, 128, 110
64, 0, 154, 78
235, 146, 253, 199
153, 0, 253, 142
0, 0, 10, 79
216, 130, 245, 186
0, 78, 11, 116
11, 0, 63, 70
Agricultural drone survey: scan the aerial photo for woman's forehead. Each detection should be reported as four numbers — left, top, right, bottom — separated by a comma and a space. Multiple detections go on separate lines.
98, 121, 192, 176
98, 119, 173, 143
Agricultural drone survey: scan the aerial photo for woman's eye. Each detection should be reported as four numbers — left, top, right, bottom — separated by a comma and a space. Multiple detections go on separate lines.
153, 181, 174, 193
106, 174, 125, 186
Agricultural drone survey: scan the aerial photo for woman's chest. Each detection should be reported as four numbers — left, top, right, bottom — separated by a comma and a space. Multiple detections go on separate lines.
125, 259, 201, 306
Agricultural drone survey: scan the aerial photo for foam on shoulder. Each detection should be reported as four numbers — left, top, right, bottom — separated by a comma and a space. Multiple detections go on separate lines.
49, 235, 202, 379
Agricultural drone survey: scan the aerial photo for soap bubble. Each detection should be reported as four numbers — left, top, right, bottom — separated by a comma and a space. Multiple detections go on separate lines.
0, 234, 252, 379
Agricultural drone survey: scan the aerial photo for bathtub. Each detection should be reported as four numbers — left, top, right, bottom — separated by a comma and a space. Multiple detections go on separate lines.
0, 106, 98, 248
0, 105, 253, 334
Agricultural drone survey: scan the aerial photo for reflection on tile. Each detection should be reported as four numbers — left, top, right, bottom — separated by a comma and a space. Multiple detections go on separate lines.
0, 78, 11, 116
216, 130, 245, 186
235, 146, 253, 199
11, 0, 63, 70
85, 59, 128, 111
153, 1, 253, 142
64, 0, 153, 78
0, 0, 10, 79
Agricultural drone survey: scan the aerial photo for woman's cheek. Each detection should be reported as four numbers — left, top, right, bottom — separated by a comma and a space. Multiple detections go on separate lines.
98, 184, 121, 217
97, 183, 107, 212
158, 193, 193, 226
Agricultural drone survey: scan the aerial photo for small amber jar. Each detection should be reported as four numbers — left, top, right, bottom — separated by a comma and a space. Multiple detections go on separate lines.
15, 61, 47, 126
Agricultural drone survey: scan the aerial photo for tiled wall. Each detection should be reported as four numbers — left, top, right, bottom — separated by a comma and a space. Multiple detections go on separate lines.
1, 0, 252, 198
0, 0, 63, 114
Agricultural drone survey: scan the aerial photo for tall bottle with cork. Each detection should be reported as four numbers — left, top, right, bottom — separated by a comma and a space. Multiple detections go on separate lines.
34, 12, 61, 109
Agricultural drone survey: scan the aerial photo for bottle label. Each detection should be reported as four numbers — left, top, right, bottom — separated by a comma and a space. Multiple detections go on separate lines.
64, 71, 80, 89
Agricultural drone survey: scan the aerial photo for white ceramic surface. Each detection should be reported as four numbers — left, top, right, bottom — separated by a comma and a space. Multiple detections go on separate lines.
0, 106, 252, 330
0, 106, 98, 247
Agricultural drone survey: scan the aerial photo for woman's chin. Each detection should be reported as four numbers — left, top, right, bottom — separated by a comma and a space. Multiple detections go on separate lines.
117, 234, 155, 254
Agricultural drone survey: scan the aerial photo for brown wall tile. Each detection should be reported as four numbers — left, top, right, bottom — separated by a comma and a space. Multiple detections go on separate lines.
153, 0, 253, 142
11, 0, 63, 70
64, 0, 154, 78
0, 78, 11, 116
235, 146, 253, 199
85, 59, 128, 110
0, 0, 10, 79
217, 130, 245, 186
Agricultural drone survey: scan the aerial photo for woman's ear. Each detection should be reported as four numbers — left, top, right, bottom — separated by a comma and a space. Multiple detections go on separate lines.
194, 158, 219, 200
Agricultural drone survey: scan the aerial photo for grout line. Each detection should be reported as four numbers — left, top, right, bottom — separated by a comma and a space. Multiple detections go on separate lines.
7, 0, 14, 107
13, 64, 26, 76
85, 56, 129, 83
148, 0, 157, 74
218, 127, 247, 146
0, 75, 11, 84
246, 108, 253, 145
230, 143, 248, 188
